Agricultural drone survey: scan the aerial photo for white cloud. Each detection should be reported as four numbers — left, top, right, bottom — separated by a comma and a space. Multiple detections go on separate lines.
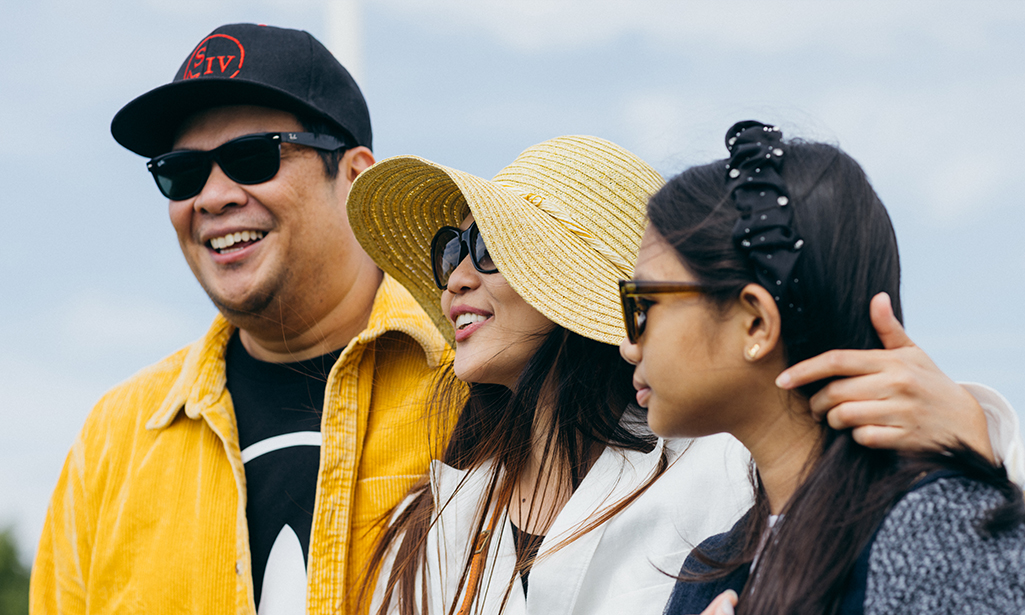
140, 0, 326, 16
620, 91, 720, 173
808, 75, 1025, 224
608, 55, 1025, 225
375, 0, 1024, 55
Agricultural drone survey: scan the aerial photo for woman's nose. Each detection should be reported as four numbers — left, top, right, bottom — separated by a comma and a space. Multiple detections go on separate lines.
444, 251, 480, 294
619, 336, 640, 365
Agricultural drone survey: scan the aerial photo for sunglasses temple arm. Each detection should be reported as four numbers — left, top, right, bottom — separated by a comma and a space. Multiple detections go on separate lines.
282, 132, 348, 151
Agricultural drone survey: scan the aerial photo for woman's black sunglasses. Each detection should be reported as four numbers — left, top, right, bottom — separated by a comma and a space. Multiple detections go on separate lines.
619, 280, 708, 343
146, 132, 349, 201
430, 222, 498, 289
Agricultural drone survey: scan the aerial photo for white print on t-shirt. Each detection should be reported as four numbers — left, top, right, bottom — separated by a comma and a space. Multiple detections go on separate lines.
258, 524, 307, 615
243, 431, 322, 614
241, 431, 323, 463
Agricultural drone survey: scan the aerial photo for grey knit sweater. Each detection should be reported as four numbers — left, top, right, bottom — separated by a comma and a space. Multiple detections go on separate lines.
864, 476, 1025, 614
665, 475, 1025, 614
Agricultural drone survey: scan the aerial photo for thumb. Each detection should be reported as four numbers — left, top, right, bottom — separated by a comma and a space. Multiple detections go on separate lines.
707, 590, 738, 615
870, 292, 913, 350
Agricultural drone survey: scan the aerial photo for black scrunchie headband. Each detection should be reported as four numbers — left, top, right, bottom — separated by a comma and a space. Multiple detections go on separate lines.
726, 120, 806, 320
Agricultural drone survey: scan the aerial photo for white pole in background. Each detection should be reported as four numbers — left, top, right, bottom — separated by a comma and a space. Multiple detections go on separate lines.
324, 0, 365, 86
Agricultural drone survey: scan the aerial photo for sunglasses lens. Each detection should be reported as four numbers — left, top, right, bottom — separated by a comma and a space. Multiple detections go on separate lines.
147, 135, 282, 200
634, 306, 647, 340
219, 136, 280, 184
431, 228, 463, 289
149, 152, 211, 200
619, 291, 646, 344
471, 226, 495, 272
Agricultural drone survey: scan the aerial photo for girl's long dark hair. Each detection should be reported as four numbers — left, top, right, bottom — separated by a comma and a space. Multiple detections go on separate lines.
358, 325, 664, 615
649, 140, 1024, 615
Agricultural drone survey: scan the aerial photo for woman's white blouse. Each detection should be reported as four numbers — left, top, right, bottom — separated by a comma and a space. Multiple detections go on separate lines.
372, 384, 1023, 615
375, 433, 753, 615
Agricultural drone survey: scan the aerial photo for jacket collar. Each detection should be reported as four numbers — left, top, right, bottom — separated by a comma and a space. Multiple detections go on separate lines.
146, 274, 449, 431
352, 274, 451, 369
427, 437, 669, 558
426, 439, 668, 615
545, 437, 667, 543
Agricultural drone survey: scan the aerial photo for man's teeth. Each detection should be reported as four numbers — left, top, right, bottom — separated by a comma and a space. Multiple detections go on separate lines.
210, 230, 265, 251
455, 313, 489, 330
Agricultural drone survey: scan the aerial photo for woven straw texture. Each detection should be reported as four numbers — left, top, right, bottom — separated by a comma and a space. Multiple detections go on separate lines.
347, 135, 665, 346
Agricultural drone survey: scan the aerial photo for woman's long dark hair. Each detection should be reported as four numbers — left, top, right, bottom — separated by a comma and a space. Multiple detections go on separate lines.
649, 140, 1024, 615
358, 325, 664, 615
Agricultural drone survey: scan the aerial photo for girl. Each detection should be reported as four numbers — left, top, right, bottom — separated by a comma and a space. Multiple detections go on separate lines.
618, 121, 1025, 614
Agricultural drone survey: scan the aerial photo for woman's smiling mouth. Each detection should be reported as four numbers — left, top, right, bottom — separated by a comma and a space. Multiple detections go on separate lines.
451, 309, 493, 342
455, 312, 488, 330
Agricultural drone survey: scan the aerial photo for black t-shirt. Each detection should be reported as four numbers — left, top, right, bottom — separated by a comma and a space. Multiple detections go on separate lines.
511, 524, 545, 594
226, 332, 341, 610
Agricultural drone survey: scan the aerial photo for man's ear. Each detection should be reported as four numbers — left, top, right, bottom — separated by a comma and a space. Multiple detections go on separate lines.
737, 283, 783, 362
343, 146, 375, 182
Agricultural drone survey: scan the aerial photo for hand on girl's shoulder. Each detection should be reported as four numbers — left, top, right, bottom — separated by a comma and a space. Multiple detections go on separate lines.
697, 590, 738, 615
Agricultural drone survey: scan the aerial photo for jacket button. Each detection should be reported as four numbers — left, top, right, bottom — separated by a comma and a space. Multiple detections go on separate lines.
236, 561, 243, 575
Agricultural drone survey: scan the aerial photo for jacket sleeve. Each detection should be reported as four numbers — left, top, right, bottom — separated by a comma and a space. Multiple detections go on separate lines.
30, 431, 94, 615
963, 382, 1025, 487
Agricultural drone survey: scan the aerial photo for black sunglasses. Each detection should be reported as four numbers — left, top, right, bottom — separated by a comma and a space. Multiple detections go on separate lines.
430, 222, 498, 289
146, 132, 350, 201
619, 280, 708, 344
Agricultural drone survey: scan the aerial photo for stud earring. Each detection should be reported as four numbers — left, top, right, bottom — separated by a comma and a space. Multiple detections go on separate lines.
746, 344, 761, 360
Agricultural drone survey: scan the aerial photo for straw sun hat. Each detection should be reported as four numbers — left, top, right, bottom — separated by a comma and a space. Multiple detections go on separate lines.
347, 136, 665, 346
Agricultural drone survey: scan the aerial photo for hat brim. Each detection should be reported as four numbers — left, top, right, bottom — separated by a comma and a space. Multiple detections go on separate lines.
348, 154, 645, 346
111, 78, 351, 158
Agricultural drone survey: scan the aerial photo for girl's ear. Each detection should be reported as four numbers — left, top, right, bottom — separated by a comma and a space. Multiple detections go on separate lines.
737, 283, 783, 362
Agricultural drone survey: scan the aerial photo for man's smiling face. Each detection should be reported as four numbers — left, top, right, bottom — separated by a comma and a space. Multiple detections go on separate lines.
167, 105, 359, 326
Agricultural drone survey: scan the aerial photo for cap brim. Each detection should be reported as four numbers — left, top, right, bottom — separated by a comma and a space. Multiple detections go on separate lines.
111, 78, 349, 157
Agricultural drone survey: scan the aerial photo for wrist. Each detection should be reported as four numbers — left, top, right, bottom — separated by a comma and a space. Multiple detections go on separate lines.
957, 385, 995, 463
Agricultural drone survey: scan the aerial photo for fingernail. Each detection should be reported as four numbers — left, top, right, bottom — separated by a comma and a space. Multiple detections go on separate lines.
719, 590, 738, 615
775, 372, 790, 388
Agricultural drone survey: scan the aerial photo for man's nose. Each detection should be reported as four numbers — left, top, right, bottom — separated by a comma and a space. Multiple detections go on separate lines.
191, 162, 247, 214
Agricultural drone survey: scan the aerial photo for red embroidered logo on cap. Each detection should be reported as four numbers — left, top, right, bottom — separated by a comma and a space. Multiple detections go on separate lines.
183, 34, 246, 80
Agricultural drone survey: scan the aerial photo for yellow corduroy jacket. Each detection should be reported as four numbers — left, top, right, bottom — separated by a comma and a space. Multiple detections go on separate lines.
31, 275, 461, 615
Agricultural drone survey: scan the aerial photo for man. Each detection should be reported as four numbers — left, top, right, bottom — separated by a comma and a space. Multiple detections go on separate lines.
30, 23, 457, 614
31, 20, 1022, 615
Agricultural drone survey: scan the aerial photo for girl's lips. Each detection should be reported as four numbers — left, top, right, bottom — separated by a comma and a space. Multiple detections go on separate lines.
635, 386, 651, 408
453, 315, 492, 343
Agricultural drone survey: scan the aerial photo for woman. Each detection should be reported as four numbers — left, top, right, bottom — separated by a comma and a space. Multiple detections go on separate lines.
618, 121, 1025, 614
346, 135, 1021, 615
348, 136, 750, 615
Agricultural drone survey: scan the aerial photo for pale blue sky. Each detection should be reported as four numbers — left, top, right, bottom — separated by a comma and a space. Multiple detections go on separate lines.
1, 0, 1023, 558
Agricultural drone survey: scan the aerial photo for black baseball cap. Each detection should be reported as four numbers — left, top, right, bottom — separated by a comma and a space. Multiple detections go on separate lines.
111, 23, 371, 158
